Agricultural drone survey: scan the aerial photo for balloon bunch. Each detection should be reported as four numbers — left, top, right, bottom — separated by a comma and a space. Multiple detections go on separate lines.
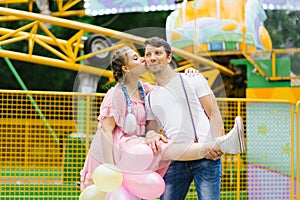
79, 145, 166, 200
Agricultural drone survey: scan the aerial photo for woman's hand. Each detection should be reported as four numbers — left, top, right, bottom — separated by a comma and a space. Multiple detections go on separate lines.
145, 130, 168, 156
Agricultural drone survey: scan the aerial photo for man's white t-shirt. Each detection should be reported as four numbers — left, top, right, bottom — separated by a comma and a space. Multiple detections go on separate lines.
146, 73, 213, 143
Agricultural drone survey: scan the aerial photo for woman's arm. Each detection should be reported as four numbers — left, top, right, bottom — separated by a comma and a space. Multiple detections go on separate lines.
100, 117, 116, 164
145, 120, 168, 156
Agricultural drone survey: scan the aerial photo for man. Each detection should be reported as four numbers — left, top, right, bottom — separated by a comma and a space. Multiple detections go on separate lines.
144, 37, 226, 200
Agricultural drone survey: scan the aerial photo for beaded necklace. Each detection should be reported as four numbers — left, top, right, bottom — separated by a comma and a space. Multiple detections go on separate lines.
120, 81, 145, 113
120, 81, 145, 133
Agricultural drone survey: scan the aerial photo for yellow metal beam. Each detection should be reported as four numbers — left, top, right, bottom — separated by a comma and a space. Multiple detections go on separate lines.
172, 47, 235, 76
0, 27, 84, 49
242, 52, 268, 78
0, 49, 113, 77
51, 10, 85, 17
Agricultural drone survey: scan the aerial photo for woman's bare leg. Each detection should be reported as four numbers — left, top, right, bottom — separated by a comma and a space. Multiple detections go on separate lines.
161, 116, 245, 161
162, 141, 220, 161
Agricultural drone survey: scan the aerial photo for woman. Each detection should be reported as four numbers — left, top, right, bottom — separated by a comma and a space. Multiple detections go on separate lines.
80, 46, 244, 191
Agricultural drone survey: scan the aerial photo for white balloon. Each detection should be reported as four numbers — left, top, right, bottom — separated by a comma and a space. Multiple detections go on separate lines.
79, 184, 106, 200
105, 185, 139, 200
92, 163, 123, 192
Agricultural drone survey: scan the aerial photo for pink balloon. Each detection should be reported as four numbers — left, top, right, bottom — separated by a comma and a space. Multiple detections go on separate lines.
105, 185, 139, 200
118, 144, 154, 172
123, 171, 165, 199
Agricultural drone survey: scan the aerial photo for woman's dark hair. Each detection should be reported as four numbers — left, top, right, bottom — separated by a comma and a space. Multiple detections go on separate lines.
110, 46, 131, 82
144, 37, 171, 56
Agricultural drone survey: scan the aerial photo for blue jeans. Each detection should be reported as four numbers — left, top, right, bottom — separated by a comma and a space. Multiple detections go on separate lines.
160, 158, 222, 200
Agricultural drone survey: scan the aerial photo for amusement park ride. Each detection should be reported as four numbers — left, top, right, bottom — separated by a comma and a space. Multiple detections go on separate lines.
0, 0, 299, 99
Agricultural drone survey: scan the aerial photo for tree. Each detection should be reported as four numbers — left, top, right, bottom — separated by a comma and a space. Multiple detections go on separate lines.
264, 10, 300, 74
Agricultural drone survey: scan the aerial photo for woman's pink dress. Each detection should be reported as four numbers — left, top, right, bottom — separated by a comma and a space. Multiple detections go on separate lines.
80, 83, 169, 191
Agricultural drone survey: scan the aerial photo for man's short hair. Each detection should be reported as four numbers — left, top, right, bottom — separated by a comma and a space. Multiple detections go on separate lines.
145, 37, 171, 56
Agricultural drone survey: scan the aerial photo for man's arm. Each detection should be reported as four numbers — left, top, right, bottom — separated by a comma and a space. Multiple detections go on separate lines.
200, 94, 224, 160
200, 93, 225, 138
188, 73, 224, 138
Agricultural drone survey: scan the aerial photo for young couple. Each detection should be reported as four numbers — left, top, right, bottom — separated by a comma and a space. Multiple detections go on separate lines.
80, 37, 245, 199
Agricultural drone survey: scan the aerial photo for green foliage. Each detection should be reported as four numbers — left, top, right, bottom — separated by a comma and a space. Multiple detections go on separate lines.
100, 81, 117, 92
93, 11, 171, 32
264, 10, 300, 74
265, 10, 300, 48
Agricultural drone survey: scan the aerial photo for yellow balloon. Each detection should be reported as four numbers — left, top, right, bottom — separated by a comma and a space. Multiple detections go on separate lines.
79, 184, 106, 200
92, 163, 123, 192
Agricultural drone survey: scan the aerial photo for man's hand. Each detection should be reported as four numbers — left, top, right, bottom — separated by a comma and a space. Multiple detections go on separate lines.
205, 148, 223, 160
145, 130, 168, 156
